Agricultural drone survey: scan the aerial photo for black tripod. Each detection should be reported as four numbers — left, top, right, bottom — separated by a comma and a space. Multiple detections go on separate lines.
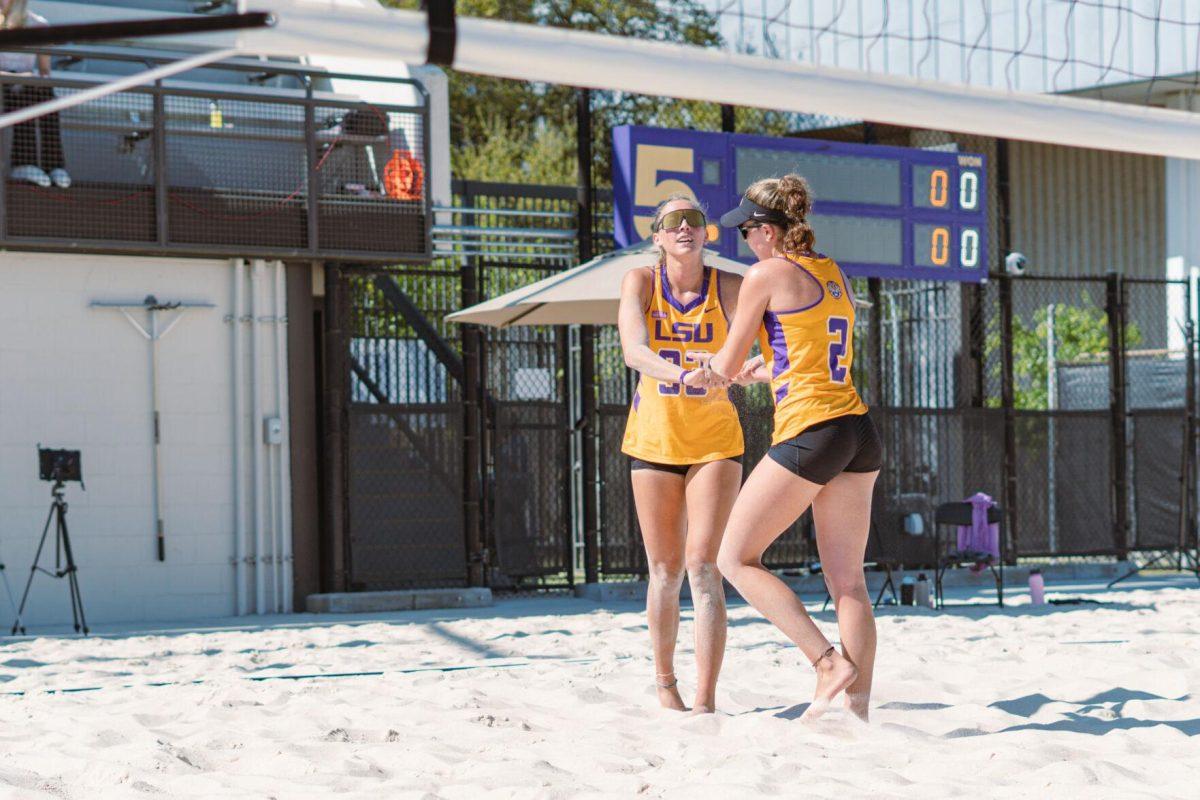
12, 480, 88, 635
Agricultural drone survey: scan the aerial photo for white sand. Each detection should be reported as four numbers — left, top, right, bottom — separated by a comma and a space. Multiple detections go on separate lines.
0, 578, 1197, 799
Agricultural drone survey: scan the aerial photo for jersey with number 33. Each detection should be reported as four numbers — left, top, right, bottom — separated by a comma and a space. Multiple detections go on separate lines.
621, 265, 745, 465
758, 253, 869, 446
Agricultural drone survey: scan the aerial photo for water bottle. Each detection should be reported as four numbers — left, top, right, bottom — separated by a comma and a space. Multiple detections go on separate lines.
900, 575, 915, 606
1029, 568, 1045, 605
914, 573, 931, 608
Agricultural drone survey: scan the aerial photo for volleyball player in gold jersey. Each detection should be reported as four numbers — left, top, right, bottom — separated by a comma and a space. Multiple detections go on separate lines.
618, 196, 746, 714
709, 176, 883, 722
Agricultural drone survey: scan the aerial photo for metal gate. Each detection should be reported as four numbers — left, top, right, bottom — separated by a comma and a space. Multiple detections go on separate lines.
342, 270, 467, 590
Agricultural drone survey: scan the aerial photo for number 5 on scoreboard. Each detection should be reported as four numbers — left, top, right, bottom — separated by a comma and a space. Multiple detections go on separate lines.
633, 144, 696, 239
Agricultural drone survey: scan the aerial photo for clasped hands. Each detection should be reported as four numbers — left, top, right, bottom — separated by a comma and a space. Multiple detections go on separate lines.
683, 353, 768, 389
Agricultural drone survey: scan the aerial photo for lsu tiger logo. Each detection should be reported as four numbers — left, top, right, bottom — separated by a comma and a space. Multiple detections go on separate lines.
826, 280, 843, 299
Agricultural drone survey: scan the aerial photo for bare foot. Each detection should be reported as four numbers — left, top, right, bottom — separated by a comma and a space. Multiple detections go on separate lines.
656, 674, 687, 712
689, 699, 716, 715
800, 648, 858, 722
844, 691, 870, 722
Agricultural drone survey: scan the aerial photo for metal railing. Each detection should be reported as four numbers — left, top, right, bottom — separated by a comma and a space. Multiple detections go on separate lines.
0, 46, 431, 261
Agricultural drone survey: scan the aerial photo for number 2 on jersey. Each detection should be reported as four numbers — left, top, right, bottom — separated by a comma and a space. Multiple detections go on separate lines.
828, 317, 849, 383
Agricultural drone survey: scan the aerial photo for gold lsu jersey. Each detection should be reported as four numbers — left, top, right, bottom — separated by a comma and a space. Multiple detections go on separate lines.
621, 265, 745, 465
757, 253, 869, 446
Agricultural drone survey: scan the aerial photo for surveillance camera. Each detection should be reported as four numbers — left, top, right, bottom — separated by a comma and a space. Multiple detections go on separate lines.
1005, 252, 1028, 276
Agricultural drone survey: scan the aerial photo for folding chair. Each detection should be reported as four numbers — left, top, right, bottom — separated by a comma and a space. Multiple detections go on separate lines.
932, 501, 1005, 609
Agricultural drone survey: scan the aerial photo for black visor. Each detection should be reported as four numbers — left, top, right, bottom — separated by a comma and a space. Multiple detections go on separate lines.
718, 195, 790, 229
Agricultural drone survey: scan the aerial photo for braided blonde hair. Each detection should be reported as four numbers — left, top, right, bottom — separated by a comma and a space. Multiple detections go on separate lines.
744, 175, 816, 254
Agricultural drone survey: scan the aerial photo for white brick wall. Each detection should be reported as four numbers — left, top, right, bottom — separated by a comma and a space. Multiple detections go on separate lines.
0, 253, 290, 628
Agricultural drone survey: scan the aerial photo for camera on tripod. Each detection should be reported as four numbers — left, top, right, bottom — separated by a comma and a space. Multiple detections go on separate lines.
10, 446, 88, 635
38, 447, 83, 486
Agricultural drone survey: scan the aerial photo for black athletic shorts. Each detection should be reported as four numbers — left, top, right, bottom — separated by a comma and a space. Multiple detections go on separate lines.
629, 455, 742, 475
767, 412, 882, 485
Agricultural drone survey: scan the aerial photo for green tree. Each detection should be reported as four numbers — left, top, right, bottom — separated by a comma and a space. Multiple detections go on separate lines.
987, 295, 1141, 409
383, 0, 724, 183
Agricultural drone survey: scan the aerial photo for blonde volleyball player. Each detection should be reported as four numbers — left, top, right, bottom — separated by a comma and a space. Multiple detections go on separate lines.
709, 177, 882, 722
618, 196, 745, 714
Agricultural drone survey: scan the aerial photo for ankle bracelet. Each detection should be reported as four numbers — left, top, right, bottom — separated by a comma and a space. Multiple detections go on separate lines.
811, 646, 836, 668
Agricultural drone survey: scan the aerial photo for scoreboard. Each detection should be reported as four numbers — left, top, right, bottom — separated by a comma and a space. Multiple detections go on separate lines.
613, 126, 989, 282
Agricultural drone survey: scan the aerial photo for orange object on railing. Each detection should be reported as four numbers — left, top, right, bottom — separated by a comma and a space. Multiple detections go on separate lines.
384, 149, 423, 201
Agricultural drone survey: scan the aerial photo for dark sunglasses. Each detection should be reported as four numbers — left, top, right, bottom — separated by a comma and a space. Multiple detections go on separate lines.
655, 208, 706, 232
738, 223, 764, 240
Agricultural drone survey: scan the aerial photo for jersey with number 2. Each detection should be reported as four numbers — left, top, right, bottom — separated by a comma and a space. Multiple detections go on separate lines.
757, 253, 869, 446
621, 265, 744, 465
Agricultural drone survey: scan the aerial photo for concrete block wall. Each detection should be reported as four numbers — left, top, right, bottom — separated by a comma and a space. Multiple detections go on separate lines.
0, 253, 290, 627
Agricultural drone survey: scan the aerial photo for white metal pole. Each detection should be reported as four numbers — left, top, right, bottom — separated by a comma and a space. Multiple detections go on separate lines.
233, 259, 247, 616
251, 260, 266, 615
149, 308, 167, 561
274, 262, 294, 613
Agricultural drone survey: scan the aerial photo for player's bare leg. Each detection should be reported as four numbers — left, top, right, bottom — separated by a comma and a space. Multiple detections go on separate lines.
682, 458, 740, 713
631, 467, 688, 711
717, 457, 856, 720
812, 469, 880, 722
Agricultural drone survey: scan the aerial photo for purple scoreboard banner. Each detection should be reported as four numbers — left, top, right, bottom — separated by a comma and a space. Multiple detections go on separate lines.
613, 125, 989, 282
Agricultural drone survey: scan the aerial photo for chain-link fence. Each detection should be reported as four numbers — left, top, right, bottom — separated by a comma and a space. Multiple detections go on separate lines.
325, 89, 1195, 590
343, 270, 466, 590
454, 181, 579, 586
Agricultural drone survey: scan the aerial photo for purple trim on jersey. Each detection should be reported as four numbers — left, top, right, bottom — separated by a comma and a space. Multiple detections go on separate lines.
632, 387, 640, 412
714, 268, 730, 325
659, 265, 710, 314
764, 311, 791, 405
775, 383, 789, 404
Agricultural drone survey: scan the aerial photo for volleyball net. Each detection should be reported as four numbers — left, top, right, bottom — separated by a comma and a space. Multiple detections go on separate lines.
4, 1, 1199, 159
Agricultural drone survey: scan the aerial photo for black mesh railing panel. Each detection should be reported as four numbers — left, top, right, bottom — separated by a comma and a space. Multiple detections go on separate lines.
347, 407, 465, 590
491, 402, 570, 578
1012, 411, 1115, 556
1, 53, 429, 260
166, 94, 308, 249
315, 106, 427, 254
3, 80, 156, 242
1132, 410, 1187, 550
597, 405, 644, 575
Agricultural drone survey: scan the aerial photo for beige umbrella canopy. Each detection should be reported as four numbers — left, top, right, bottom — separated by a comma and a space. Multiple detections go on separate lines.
445, 241, 749, 328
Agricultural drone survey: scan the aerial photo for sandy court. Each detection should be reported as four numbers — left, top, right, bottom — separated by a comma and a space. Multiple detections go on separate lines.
0, 577, 1197, 799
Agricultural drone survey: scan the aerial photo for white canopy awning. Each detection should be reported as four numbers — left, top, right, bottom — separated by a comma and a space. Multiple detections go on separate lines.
445, 242, 747, 327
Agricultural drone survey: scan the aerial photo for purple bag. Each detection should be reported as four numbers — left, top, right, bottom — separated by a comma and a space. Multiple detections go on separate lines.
956, 492, 999, 563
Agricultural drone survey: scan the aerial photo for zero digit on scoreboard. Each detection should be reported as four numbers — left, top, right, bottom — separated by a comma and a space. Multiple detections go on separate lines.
959, 170, 980, 211
929, 168, 949, 208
